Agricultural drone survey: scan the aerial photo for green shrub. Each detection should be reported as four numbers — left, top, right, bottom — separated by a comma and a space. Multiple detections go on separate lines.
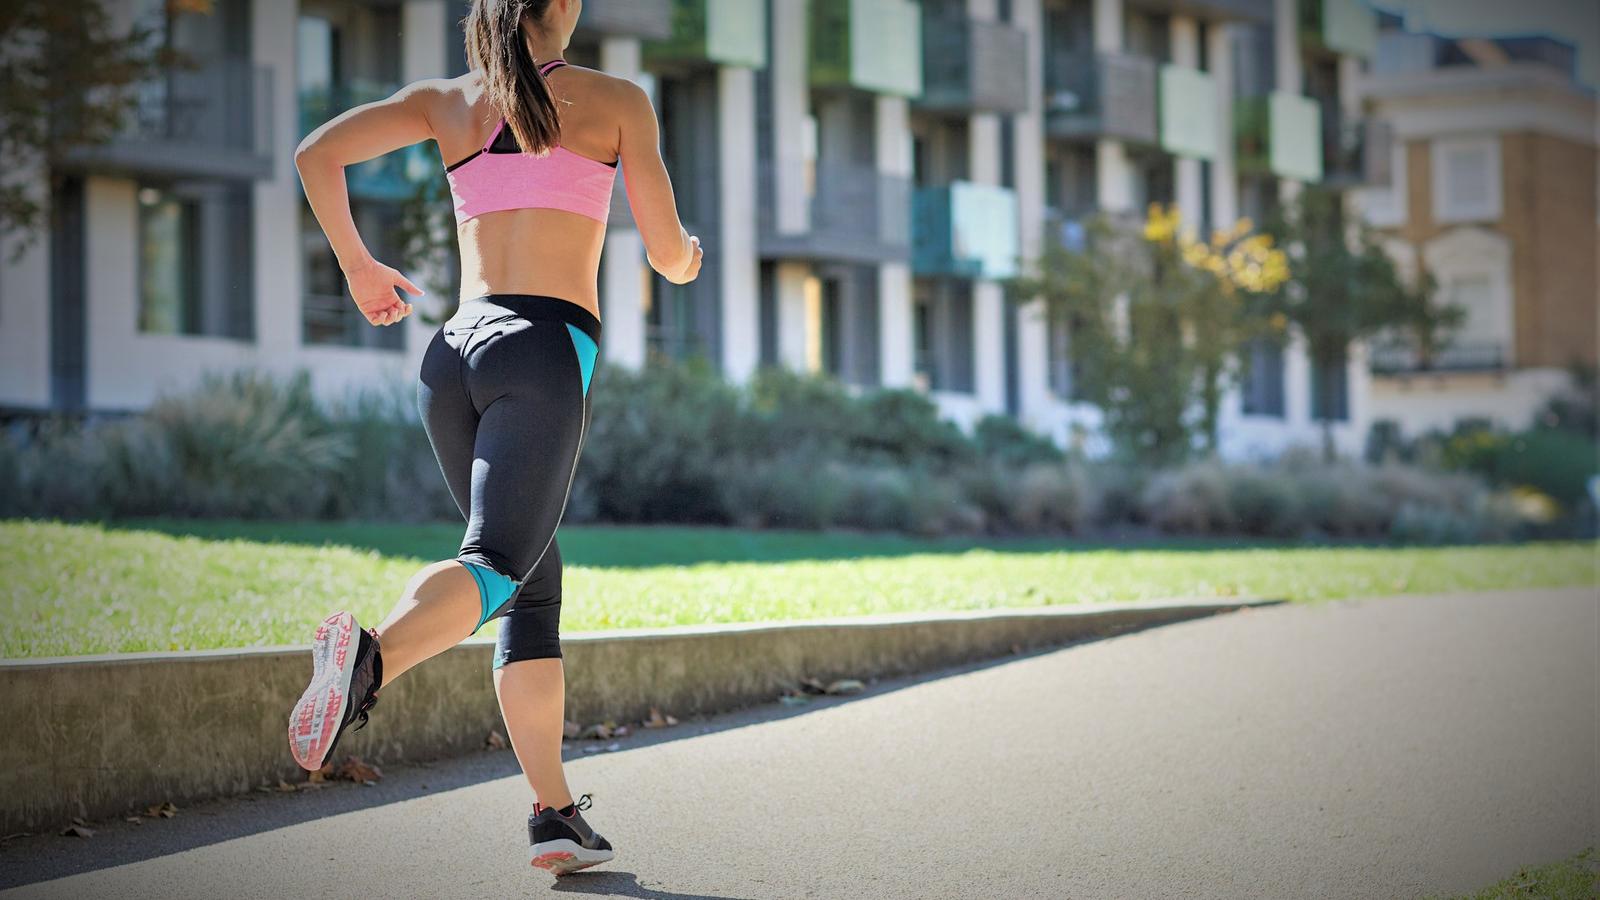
974, 415, 1065, 466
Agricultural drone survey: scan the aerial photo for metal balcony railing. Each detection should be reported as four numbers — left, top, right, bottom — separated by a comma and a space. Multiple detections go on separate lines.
758, 161, 912, 264
912, 181, 1020, 280
918, 14, 1029, 115
1369, 340, 1507, 375
1125, 0, 1273, 22
1044, 52, 1158, 145
61, 58, 274, 181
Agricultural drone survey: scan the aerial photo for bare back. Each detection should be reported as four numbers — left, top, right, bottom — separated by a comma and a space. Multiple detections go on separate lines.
432, 67, 629, 319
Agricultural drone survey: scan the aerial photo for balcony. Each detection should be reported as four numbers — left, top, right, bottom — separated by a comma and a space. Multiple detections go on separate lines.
300, 80, 437, 201
916, 13, 1029, 115
1235, 91, 1323, 182
575, 0, 673, 40
645, 0, 766, 68
809, 0, 923, 98
913, 182, 1019, 280
1159, 64, 1218, 160
1323, 117, 1393, 187
1125, 0, 1273, 22
1299, 0, 1377, 58
60, 60, 274, 182
758, 161, 912, 264
1370, 340, 1507, 375
1044, 52, 1158, 145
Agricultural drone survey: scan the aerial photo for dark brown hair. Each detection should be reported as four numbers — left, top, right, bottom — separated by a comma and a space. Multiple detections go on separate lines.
463, 0, 562, 155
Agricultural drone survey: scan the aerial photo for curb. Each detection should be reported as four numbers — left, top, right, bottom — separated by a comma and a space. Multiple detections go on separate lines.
0, 597, 1277, 832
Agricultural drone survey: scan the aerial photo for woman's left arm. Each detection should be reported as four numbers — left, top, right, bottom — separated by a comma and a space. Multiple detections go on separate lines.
295, 79, 446, 326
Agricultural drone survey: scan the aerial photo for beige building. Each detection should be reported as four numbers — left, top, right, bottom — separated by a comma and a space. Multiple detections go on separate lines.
1357, 20, 1599, 435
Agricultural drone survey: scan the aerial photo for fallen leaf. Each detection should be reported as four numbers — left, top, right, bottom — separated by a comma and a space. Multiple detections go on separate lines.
125, 817, 143, 826
307, 769, 327, 785
611, 724, 631, 738
277, 780, 298, 793
824, 679, 864, 695
798, 676, 826, 695
563, 719, 582, 740
485, 730, 507, 750
143, 802, 178, 819
334, 757, 383, 784
60, 824, 94, 838
642, 707, 678, 729
578, 723, 612, 740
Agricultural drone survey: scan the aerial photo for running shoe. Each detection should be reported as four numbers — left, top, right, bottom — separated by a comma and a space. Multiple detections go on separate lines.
287, 611, 382, 771
529, 794, 614, 875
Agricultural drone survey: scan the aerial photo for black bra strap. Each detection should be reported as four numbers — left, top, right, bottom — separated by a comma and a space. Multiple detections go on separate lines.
539, 59, 567, 76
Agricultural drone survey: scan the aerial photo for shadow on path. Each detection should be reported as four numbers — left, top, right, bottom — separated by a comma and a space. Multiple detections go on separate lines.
549, 870, 760, 900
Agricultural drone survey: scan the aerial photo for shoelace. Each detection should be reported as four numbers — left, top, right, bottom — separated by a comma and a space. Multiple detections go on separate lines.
351, 691, 379, 731
534, 793, 593, 816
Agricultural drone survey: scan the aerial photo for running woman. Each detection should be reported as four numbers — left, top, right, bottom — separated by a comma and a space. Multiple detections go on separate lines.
288, 0, 702, 875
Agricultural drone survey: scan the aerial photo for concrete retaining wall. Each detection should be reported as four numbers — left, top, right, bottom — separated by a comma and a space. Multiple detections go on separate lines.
0, 599, 1271, 832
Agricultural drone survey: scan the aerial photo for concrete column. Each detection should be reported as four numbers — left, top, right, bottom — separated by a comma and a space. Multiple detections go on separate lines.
718, 65, 760, 382
1010, 0, 1053, 429
1274, 0, 1303, 204
1170, 15, 1203, 232
968, 110, 1005, 414
776, 262, 811, 371
1208, 22, 1239, 229
1092, 0, 1130, 213
771, 0, 812, 234
252, 0, 300, 366
599, 36, 648, 368
876, 93, 915, 388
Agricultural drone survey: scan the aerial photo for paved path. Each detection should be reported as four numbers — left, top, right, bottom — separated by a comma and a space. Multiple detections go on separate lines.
3, 588, 1594, 899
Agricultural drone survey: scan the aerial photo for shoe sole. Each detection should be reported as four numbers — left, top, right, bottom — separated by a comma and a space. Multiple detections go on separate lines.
531, 839, 614, 876
287, 611, 358, 771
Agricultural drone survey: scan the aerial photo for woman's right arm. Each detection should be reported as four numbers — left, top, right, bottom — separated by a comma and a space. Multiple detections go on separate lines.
295, 80, 445, 326
615, 81, 703, 285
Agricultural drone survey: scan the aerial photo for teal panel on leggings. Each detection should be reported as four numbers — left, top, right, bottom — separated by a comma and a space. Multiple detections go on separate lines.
566, 323, 598, 396
461, 560, 517, 631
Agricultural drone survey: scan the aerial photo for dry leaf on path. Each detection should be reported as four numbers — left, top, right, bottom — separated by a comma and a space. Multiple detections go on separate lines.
334, 757, 383, 784
60, 824, 95, 838
642, 707, 678, 729
824, 679, 865, 695
485, 730, 507, 750
563, 720, 582, 740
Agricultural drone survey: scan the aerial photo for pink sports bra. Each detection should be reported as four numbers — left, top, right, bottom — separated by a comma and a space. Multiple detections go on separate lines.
444, 59, 617, 226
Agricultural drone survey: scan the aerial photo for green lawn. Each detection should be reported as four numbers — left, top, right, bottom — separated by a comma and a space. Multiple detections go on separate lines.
2, 519, 1594, 658
1441, 848, 1597, 900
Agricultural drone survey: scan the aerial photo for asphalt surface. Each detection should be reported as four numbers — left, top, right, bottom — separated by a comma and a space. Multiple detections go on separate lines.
3, 588, 1594, 900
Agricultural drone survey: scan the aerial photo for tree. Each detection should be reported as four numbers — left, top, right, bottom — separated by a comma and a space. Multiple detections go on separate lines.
1264, 186, 1461, 459
1012, 205, 1288, 465
0, 0, 171, 253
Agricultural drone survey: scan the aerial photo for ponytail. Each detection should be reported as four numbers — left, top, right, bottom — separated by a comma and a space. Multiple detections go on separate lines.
464, 0, 561, 156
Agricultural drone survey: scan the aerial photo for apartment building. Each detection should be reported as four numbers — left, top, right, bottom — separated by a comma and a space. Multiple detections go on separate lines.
1355, 19, 1599, 436
1, 0, 1390, 463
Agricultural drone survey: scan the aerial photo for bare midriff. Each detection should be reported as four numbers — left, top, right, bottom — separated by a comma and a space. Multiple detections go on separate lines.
456, 207, 606, 321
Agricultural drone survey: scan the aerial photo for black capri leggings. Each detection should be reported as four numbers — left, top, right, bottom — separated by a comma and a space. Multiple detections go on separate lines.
416, 294, 600, 668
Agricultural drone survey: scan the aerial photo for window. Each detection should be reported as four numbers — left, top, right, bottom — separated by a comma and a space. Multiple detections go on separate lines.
138, 188, 198, 335
1310, 350, 1350, 422
913, 279, 975, 393
1240, 338, 1285, 418
139, 184, 253, 339
1431, 137, 1501, 223
301, 201, 403, 350
1358, 139, 1408, 227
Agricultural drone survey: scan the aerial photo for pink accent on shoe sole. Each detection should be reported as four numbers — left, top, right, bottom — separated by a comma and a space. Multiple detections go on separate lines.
287, 612, 356, 771
531, 851, 605, 877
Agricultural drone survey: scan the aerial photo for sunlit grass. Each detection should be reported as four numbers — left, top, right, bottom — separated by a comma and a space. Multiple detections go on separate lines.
2, 519, 1593, 658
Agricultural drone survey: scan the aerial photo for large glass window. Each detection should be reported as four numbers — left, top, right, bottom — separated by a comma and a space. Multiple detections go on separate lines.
1240, 337, 1286, 418
1311, 350, 1350, 422
913, 278, 974, 393
301, 201, 403, 350
138, 188, 198, 335
138, 184, 254, 340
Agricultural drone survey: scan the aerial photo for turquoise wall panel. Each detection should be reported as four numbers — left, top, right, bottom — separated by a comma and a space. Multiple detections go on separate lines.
1159, 64, 1218, 160
1270, 91, 1323, 182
